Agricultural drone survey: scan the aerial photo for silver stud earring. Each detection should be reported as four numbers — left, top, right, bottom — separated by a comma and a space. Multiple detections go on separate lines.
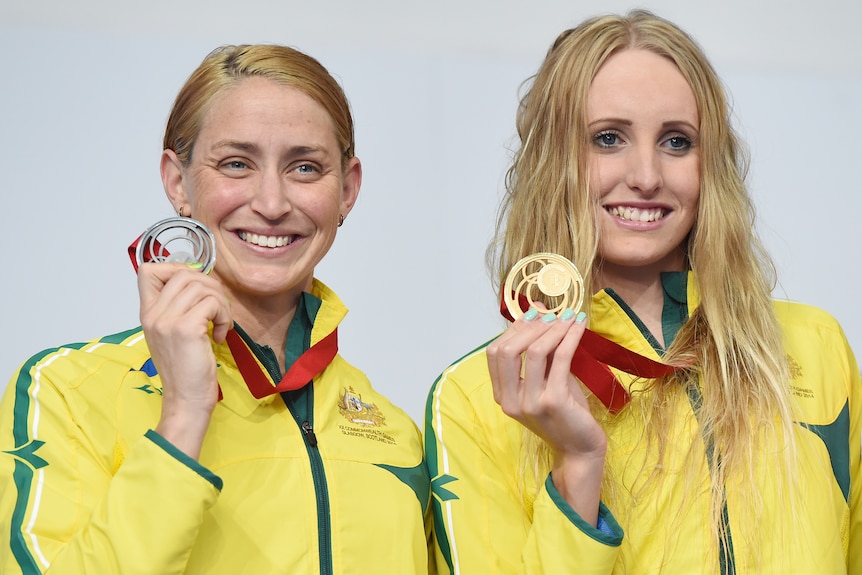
337, 214, 345, 227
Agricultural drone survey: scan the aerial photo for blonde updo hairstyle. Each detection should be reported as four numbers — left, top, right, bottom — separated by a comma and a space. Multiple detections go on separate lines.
163, 44, 355, 170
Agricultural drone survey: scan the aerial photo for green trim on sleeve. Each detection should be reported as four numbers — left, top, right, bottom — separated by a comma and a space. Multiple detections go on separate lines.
9, 460, 41, 574
97, 326, 145, 345
803, 400, 850, 502
144, 430, 223, 491
544, 475, 623, 546
424, 389, 454, 573
7, 344, 88, 574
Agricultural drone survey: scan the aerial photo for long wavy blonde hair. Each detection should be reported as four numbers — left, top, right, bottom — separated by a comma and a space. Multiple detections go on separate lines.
490, 9, 797, 566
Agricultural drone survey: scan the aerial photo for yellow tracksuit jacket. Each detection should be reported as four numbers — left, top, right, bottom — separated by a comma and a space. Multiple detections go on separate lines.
425, 273, 861, 573
0, 279, 431, 574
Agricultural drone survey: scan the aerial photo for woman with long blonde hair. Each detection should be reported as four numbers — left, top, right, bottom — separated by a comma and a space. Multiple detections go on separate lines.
425, 10, 860, 573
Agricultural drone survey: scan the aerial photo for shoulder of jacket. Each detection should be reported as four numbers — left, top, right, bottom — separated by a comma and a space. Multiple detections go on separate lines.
15, 326, 150, 390
437, 337, 496, 388
773, 299, 845, 334
425, 339, 502, 428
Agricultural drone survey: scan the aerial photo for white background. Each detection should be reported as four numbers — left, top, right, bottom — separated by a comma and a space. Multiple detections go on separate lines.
2, 1, 860, 425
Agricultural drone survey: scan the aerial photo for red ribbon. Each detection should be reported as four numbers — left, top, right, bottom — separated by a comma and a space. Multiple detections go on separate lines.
225, 328, 338, 398
129, 234, 337, 400
128, 233, 156, 273
500, 293, 682, 413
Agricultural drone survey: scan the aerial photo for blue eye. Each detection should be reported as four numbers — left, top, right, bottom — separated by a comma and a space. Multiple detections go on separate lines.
594, 131, 620, 148
665, 136, 692, 151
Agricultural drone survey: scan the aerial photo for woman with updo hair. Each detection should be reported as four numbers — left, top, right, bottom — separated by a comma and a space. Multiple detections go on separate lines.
0, 44, 430, 574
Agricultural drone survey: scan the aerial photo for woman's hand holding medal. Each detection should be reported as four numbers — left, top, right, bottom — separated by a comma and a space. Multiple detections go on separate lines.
488, 253, 607, 526
135, 217, 230, 460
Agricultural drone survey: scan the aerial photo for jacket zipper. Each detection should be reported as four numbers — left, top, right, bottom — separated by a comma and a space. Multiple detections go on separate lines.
256, 347, 333, 575
301, 421, 318, 446
299, 408, 332, 575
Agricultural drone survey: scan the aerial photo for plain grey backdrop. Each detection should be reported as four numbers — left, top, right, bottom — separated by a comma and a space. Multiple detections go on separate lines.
2, 0, 860, 425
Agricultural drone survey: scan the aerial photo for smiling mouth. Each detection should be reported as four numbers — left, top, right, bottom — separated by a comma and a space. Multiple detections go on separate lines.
606, 206, 667, 223
238, 231, 297, 247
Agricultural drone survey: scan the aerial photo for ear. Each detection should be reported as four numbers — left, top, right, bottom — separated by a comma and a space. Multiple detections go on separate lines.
160, 149, 190, 213
339, 156, 362, 218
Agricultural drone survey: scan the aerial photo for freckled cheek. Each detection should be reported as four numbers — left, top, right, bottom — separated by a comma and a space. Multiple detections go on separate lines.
313, 182, 346, 209
300, 196, 342, 227
188, 175, 249, 213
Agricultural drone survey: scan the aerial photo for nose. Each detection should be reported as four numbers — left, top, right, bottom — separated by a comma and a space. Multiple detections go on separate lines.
251, 168, 292, 220
625, 144, 662, 196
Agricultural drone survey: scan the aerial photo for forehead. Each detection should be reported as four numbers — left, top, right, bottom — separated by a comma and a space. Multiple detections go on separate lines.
197, 76, 339, 147
587, 49, 698, 124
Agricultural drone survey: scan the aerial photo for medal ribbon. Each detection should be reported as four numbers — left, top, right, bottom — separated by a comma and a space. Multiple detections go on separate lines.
225, 328, 338, 399
500, 292, 683, 413
128, 234, 156, 273
129, 234, 338, 400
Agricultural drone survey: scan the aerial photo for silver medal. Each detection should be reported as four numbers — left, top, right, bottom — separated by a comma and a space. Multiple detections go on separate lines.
135, 216, 216, 274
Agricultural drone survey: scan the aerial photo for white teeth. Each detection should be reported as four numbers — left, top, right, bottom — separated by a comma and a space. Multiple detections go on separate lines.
608, 206, 665, 222
239, 231, 294, 247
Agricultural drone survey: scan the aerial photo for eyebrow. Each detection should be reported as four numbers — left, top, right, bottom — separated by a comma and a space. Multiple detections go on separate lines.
588, 118, 699, 132
212, 140, 258, 153
211, 140, 330, 157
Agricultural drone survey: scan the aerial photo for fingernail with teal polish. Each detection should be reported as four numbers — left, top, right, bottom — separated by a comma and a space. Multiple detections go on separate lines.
559, 308, 575, 321
542, 312, 557, 323
576, 311, 587, 323
523, 309, 539, 321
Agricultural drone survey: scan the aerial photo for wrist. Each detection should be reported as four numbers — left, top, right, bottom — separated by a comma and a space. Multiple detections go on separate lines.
155, 402, 214, 461
551, 451, 606, 526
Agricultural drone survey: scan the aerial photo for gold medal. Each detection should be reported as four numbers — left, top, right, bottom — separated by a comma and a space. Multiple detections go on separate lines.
502, 252, 584, 319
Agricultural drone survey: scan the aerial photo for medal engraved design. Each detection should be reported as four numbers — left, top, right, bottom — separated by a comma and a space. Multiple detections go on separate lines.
503, 252, 585, 319
135, 216, 217, 274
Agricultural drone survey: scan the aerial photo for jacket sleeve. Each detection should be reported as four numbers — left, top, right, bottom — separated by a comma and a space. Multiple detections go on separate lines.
0, 350, 222, 575
846, 335, 862, 573
424, 357, 622, 574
